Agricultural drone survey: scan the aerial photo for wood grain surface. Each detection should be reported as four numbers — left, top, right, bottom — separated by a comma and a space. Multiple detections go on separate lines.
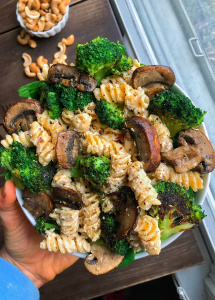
39, 230, 204, 300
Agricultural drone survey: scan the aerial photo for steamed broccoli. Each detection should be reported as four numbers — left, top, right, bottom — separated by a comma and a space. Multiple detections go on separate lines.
35, 216, 60, 234
74, 91, 95, 111
95, 99, 125, 129
57, 85, 76, 111
148, 90, 206, 137
37, 82, 62, 119
75, 36, 132, 85
100, 212, 129, 256
79, 156, 111, 188
149, 182, 206, 240
0, 142, 56, 193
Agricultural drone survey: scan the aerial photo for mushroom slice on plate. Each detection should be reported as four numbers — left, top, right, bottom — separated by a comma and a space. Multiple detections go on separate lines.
123, 116, 161, 172
22, 189, 54, 219
132, 65, 175, 98
162, 144, 204, 174
56, 130, 80, 169
52, 187, 82, 210
84, 244, 124, 275
47, 64, 97, 92
111, 186, 139, 240
76, 72, 97, 92
178, 129, 215, 174
3, 99, 43, 134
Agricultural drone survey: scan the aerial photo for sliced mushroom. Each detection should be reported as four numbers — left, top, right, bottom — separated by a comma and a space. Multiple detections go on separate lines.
76, 72, 97, 92
162, 144, 204, 174
110, 186, 139, 240
47, 64, 97, 92
84, 244, 124, 275
123, 116, 161, 172
178, 129, 215, 174
132, 65, 175, 97
22, 189, 54, 220
3, 99, 43, 134
52, 187, 82, 210
56, 130, 80, 169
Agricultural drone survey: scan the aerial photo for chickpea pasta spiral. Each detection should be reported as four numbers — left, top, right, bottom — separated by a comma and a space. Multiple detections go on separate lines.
40, 230, 91, 254
134, 215, 161, 255
52, 168, 75, 189
148, 114, 173, 152
72, 112, 92, 132
61, 108, 75, 125
127, 232, 143, 253
153, 162, 204, 192
50, 207, 79, 237
30, 121, 55, 166
128, 161, 161, 210
1, 131, 34, 149
122, 59, 141, 85
37, 110, 66, 144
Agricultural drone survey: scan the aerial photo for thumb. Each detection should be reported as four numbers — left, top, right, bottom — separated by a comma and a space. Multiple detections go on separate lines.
0, 180, 26, 229
0, 180, 17, 211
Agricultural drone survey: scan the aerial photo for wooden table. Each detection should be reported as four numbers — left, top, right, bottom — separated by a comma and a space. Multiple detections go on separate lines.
0, 1, 204, 299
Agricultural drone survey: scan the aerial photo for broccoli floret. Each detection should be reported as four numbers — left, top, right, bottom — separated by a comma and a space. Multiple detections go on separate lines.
35, 216, 60, 234
111, 55, 133, 75
38, 82, 62, 119
79, 156, 110, 188
46, 91, 62, 119
149, 182, 206, 240
95, 99, 125, 129
75, 36, 132, 85
0, 142, 56, 193
148, 90, 206, 137
0, 146, 25, 189
58, 85, 76, 111
74, 91, 95, 112
100, 212, 129, 256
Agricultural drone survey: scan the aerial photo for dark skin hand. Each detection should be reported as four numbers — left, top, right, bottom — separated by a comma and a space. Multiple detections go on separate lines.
0, 180, 79, 288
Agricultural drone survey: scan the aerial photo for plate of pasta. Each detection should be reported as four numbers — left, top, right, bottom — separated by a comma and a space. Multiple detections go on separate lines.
1, 37, 214, 275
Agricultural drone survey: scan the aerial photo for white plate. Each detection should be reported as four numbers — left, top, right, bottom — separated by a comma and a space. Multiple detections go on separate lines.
16, 83, 210, 259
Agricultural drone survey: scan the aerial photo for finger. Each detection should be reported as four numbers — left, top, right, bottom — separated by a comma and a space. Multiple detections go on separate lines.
0, 180, 17, 211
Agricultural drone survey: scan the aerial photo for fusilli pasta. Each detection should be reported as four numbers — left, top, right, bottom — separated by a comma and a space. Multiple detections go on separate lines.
127, 232, 143, 253
128, 161, 161, 210
50, 206, 79, 236
61, 108, 75, 125
40, 229, 90, 253
148, 115, 173, 152
134, 215, 161, 255
153, 162, 204, 192
1, 131, 34, 149
122, 59, 141, 85
72, 112, 92, 132
30, 121, 55, 166
37, 110, 66, 144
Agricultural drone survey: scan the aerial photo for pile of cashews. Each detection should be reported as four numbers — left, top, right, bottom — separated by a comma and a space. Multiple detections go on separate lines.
18, 0, 70, 33
22, 34, 75, 78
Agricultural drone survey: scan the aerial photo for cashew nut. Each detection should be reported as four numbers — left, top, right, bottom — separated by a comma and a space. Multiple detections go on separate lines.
26, 18, 38, 30
25, 6, 40, 19
24, 66, 36, 78
33, 25, 39, 32
17, 33, 31, 45
37, 56, 48, 69
39, 9, 46, 16
41, 3, 50, 10
62, 35, 75, 46
41, 0, 51, 3
26, 17, 34, 24
51, 0, 61, 15
44, 13, 56, 22
22, 18, 27, 25
19, 11, 26, 18
22, 53, 32, 67
38, 19, 45, 32
18, 2, 25, 12
44, 21, 55, 31
59, 0, 70, 15
33, 0, 41, 11
57, 13, 63, 22
54, 42, 66, 59
37, 73, 45, 81
52, 54, 67, 65
27, 0, 34, 10
30, 63, 40, 74
28, 39, 37, 48
20, 29, 27, 38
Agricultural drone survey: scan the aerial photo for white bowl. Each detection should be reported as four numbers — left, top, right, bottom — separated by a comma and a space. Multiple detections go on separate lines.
16, 3, 69, 38
16, 83, 210, 259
